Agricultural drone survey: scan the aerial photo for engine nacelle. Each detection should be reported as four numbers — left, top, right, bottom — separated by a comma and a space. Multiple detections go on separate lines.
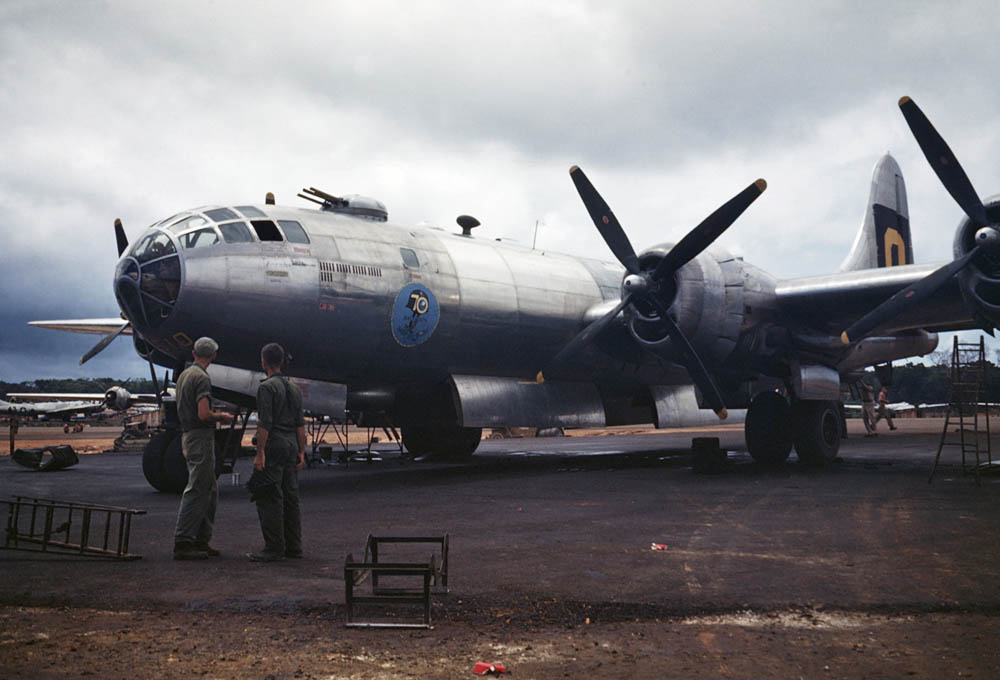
625, 244, 746, 367
104, 386, 132, 411
954, 195, 1000, 326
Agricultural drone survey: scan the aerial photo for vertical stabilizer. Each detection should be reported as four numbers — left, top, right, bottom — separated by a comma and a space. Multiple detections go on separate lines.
838, 153, 913, 271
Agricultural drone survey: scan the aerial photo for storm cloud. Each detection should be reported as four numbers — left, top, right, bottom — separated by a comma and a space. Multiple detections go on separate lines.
2, 0, 999, 380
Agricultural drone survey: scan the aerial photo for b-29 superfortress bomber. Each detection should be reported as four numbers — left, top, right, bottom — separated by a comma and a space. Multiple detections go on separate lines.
32, 97, 1000, 491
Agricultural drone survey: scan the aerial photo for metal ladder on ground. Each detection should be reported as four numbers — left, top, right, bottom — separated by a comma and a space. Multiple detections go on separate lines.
930, 336, 993, 484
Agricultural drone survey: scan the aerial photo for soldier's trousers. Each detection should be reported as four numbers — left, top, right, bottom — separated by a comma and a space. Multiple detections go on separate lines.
174, 429, 217, 546
254, 435, 302, 556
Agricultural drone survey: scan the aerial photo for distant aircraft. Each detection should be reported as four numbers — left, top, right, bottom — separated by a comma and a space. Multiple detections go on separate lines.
1, 396, 106, 420
30, 97, 1000, 491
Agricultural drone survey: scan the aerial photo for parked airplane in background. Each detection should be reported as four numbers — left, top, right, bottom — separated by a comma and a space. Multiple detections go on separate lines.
1, 396, 106, 420
30, 97, 1000, 492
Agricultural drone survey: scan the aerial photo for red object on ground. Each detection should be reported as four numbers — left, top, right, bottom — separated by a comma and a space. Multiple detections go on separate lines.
473, 662, 507, 675
651, 543, 668, 550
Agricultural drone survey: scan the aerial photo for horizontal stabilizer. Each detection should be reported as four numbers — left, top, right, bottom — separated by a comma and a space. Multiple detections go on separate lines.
29, 318, 133, 336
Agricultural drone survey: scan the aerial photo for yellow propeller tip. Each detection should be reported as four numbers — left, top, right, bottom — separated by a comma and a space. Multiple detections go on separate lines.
718, 408, 728, 421
754, 179, 767, 192
899, 95, 911, 106
840, 331, 851, 345
569, 165, 580, 174
536, 371, 545, 384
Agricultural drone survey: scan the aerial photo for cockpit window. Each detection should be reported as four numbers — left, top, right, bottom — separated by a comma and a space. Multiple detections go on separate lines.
168, 215, 209, 234
205, 207, 239, 222
153, 212, 185, 228
236, 205, 268, 219
278, 220, 310, 244
131, 231, 177, 263
400, 247, 420, 268
219, 221, 254, 243
179, 227, 220, 250
251, 220, 283, 241
140, 256, 180, 302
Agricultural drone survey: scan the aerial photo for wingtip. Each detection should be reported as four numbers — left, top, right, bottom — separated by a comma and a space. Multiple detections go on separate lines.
840, 331, 851, 345
898, 95, 911, 107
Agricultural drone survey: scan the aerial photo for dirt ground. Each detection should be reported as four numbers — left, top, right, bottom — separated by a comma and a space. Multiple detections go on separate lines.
2, 420, 999, 678
2, 605, 996, 679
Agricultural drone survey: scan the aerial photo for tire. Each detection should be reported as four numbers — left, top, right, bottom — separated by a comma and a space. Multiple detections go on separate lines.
402, 425, 482, 459
160, 434, 188, 493
793, 400, 841, 465
142, 431, 181, 492
402, 426, 434, 457
745, 391, 793, 465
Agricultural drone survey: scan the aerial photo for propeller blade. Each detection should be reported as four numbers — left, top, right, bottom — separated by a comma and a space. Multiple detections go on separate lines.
646, 296, 727, 419
653, 179, 767, 281
538, 295, 632, 382
569, 166, 640, 275
841, 247, 979, 345
115, 218, 129, 257
899, 96, 988, 228
79, 322, 130, 365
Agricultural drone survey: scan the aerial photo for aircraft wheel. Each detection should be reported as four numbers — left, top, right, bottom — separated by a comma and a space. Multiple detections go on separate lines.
402, 425, 482, 459
161, 434, 189, 493
793, 400, 841, 465
745, 391, 793, 465
402, 426, 434, 457
448, 427, 482, 458
142, 431, 187, 493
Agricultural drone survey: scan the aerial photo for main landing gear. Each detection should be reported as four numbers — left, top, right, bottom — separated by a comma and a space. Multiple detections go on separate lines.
745, 391, 841, 466
142, 429, 242, 493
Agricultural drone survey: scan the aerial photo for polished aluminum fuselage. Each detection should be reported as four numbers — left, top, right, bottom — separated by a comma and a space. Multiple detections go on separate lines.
133, 206, 659, 389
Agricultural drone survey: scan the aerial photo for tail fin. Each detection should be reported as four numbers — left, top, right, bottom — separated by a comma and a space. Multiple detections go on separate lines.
838, 153, 913, 271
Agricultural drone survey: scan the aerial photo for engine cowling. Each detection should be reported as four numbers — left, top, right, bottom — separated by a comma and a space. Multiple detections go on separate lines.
104, 386, 132, 411
955, 196, 1000, 326
625, 244, 745, 367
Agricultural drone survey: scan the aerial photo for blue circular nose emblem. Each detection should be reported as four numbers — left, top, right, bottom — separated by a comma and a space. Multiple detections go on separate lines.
391, 283, 440, 347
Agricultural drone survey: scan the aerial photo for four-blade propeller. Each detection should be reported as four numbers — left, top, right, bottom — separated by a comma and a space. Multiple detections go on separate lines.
79, 218, 133, 365
841, 97, 1000, 344
541, 166, 767, 419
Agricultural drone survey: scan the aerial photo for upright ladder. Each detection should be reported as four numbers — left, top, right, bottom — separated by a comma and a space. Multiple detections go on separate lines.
930, 336, 993, 484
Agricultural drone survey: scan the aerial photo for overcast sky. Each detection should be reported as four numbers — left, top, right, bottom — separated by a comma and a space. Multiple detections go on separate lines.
2, 0, 999, 382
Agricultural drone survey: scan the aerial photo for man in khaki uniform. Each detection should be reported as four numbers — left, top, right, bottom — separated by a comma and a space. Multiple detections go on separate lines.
875, 386, 897, 431
173, 337, 233, 560
248, 342, 306, 562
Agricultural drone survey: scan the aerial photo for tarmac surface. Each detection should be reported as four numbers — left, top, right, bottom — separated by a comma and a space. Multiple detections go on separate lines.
1, 418, 999, 678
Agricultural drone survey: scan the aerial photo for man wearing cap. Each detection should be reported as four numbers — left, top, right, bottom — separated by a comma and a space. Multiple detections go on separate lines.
248, 342, 306, 562
173, 336, 233, 560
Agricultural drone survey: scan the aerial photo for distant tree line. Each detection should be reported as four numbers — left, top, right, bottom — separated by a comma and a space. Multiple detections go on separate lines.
1, 377, 157, 398
857, 359, 1000, 405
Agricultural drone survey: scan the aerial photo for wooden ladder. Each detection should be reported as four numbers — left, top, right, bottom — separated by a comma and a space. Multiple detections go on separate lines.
930, 336, 992, 485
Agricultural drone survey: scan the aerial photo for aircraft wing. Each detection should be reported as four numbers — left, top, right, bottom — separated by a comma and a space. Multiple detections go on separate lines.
776, 264, 977, 336
1, 399, 105, 417
7, 393, 110, 401
28, 318, 132, 336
